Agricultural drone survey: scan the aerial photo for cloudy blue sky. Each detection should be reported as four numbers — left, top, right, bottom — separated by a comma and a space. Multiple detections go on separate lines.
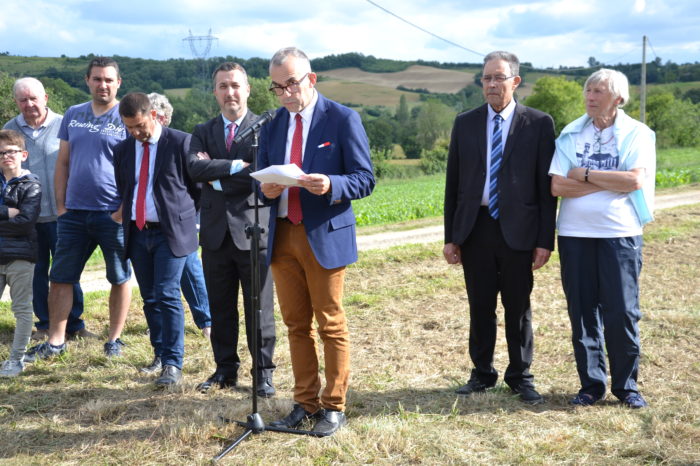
1, 0, 698, 68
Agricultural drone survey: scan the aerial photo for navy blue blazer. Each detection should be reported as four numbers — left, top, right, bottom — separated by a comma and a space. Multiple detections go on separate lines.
113, 126, 199, 257
258, 92, 375, 269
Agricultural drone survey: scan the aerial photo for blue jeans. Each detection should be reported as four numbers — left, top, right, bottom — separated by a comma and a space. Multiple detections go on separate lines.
34, 221, 84, 332
558, 235, 643, 400
180, 250, 211, 329
50, 210, 131, 285
128, 226, 187, 369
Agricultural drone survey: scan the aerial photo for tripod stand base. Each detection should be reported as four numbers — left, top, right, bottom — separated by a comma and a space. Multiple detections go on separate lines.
213, 413, 265, 461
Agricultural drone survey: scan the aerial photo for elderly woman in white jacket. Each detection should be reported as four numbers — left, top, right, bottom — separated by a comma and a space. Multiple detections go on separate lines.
549, 68, 655, 409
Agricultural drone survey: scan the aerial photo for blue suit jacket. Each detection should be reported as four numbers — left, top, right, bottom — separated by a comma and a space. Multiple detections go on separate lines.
113, 126, 199, 258
258, 93, 375, 269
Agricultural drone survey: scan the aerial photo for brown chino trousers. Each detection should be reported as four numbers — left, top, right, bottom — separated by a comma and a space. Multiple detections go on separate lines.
271, 220, 350, 413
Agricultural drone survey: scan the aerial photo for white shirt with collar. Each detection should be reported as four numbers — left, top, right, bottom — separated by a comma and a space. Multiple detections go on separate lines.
481, 98, 517, 206
278, 89, 319, 218
222, 110, 247, 142
131, 122, 162, 223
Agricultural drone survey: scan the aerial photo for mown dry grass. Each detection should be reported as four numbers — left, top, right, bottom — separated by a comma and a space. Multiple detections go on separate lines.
0, 204, 699, 465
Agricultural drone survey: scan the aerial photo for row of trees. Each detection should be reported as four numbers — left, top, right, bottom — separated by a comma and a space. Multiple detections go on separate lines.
2, 54, 699, 180
524, 76, 700, 147
0, 70, 278, 135
360, 75, 700, 177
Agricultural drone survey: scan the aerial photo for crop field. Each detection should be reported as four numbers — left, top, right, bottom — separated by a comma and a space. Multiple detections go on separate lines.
353, 175, 444, 226
353, 147, 699, 227
318, 65, 475, 94
314, 81, 421, 108
656, 147, 700, 187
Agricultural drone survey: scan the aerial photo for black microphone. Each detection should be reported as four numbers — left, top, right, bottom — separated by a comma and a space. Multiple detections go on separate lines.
233, 110, 275, 145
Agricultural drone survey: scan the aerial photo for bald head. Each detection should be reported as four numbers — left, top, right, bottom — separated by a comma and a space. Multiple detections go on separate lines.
13, 77, 49, 128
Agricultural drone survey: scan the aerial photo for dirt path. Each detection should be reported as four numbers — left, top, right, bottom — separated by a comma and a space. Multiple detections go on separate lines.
357, 188, 699, 251
2, 189, 698, 301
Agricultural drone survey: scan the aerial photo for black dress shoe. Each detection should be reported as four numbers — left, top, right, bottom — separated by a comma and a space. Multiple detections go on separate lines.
196, 373, 237, 393
511, 385, 544, 405
155, 365, 182, 387
269, 404, 318, 428
312, 409, 347, 436
139, 356, 162, 374
256, 376, 276, 398
455, 378, 495, 395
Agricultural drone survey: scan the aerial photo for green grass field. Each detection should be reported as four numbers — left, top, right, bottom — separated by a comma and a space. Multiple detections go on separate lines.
1, 204, 698, 464
354, 147, 700, 227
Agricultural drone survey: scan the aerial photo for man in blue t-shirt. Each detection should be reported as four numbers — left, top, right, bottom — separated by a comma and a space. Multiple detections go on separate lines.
26, 57, 133, 362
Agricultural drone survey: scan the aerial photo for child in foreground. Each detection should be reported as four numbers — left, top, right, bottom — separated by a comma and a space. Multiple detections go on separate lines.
0, 129, 41, 377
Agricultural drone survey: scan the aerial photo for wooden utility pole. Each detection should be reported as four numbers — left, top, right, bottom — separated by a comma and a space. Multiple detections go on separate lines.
640, 35, 647, 124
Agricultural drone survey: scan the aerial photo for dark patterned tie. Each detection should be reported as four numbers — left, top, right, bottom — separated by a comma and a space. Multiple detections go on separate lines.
488, 114, 503, 220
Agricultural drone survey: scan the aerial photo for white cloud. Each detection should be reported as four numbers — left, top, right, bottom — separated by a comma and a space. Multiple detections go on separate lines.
0, 0, 698, 67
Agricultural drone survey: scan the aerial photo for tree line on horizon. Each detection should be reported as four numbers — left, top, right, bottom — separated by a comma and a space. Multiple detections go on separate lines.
1, 52, 699, 179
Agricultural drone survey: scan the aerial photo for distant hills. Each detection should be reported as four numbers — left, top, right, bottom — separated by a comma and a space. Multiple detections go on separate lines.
1, 52, 698, 110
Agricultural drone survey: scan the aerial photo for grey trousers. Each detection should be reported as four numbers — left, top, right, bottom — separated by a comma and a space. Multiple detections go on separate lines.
0, 260, 35, 361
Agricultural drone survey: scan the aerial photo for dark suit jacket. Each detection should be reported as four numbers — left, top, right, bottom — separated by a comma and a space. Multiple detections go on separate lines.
258, 92, 375, 269
187, 111, 270, 252
444, 102, 556, 251
113, 126, 199, 257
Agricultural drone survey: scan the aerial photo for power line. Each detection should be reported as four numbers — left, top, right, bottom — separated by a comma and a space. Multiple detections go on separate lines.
646, 37, 660, 62
365, 0, 484, 58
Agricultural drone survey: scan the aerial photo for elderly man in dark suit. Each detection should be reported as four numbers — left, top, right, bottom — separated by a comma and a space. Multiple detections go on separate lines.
259, 47, 375, 436
443, 51, 557, 404
113, 92, 199, 387
187, 62, 276, 398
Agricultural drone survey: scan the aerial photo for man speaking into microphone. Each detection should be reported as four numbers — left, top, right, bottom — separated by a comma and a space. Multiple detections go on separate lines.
187, 62, 277, 397
259, 47, 374, 436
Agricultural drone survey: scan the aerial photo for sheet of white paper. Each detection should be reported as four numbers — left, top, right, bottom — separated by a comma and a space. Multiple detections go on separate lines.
250, 163, 306, 186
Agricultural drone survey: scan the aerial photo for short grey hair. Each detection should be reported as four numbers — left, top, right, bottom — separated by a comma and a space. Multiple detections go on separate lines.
269, 47, 311, 72
12, 77, 46, 98
148, 92, 173, 126
483, 51, 520, 77
584, 68, 630, 107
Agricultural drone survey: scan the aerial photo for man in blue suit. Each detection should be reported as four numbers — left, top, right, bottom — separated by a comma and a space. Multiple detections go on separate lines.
259, 47, 375, 436
113, 92, 199, 387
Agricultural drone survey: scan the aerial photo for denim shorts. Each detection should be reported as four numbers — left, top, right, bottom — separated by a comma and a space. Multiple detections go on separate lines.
49, 210, 131, 285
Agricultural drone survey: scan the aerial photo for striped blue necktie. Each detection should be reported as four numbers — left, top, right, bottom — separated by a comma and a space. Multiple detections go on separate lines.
488, 114, 504, 219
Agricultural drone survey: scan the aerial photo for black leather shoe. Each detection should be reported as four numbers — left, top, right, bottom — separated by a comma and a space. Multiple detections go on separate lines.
455, 378, 495, 395
196, 373, 237, 393
256, 376, 276, 398
511, 385, 544, 405
312, 409, 347, 436
155, 365, 182, 387
269, 404, 318, 428
140, 356, 162, 374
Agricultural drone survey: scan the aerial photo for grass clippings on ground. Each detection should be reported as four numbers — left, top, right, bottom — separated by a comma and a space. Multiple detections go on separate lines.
0, 204, 699, 465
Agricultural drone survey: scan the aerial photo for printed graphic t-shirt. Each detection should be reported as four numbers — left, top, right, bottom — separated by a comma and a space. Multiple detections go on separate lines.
550, 122, 643, 238
58, 102, 125, 211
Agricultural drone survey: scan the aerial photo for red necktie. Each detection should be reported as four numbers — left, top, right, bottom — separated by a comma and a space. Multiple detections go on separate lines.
287, 114, 303, 224
225, 122, 237, 151
135, 141, 149, 230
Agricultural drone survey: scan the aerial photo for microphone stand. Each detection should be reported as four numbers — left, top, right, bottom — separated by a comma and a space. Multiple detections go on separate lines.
213, 124, 324, 463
